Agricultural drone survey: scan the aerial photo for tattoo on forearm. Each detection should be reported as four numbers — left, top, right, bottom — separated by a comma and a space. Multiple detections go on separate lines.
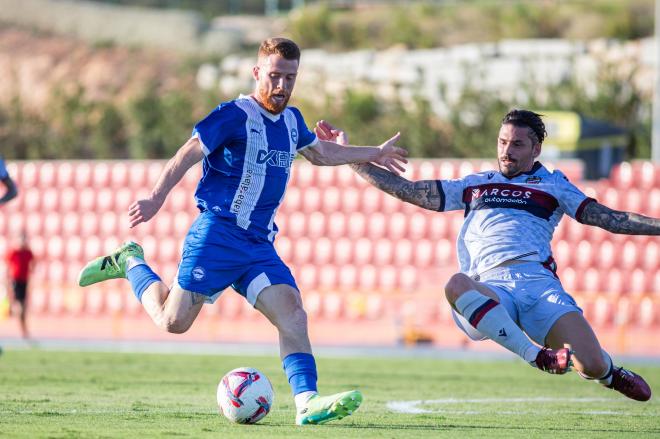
351, 163, 442, 210
580, 202, 660, 235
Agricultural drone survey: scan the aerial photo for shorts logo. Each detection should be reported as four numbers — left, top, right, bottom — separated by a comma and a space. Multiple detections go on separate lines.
192, 266, 206, 281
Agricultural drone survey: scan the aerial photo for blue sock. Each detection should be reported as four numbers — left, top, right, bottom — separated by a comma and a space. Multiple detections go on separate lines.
126, 264, 161, 302
282, 352, 318, 396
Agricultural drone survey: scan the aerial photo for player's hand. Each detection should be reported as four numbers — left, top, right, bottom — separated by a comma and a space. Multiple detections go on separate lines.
375, 132, 408, 175
128, 197, 163, 228
315, 120, 349, 145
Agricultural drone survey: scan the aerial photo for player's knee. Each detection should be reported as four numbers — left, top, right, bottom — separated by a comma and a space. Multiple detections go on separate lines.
444, 273, 474, 304
162, 317, 193, 334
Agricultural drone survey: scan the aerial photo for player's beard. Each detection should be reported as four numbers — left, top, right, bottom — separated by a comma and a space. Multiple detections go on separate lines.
498, 156, 521, 177
257, 86, 290, 114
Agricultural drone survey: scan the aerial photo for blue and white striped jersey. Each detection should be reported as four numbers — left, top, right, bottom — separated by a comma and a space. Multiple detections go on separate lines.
192, 95, 318, 241
438, 162, 595, 277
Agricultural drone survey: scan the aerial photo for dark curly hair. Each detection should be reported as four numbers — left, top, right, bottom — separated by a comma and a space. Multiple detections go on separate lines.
501, 109, 547, 144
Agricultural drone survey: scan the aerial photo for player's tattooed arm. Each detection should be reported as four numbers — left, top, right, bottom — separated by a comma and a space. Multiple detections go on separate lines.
351, 163, 443, 211
580, 201, 660, 235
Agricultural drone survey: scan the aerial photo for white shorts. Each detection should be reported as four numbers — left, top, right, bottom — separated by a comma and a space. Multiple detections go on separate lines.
452, 261, 582, 346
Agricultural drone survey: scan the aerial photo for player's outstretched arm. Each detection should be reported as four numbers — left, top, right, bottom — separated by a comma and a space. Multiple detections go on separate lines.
579, 201, 660, 235
351, 162, 443, 211
128, 136, 203, 228
300, 120, 408, 174
0, 176, 18, 204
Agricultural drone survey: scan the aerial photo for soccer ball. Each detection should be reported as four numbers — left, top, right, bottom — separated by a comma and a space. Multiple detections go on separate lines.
217, 367, 274, 424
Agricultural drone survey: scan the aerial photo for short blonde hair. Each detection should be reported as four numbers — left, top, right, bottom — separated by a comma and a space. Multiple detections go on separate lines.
257, 38, 301, 62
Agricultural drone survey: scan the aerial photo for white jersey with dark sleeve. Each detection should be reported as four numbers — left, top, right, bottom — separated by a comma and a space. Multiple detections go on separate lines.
436, 162, 595, 277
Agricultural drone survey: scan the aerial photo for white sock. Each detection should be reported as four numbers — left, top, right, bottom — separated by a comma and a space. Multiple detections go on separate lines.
125, 256, 146, 272
294, 391, 318, 411
576, 350, 614, 385
455, 290, 540, 363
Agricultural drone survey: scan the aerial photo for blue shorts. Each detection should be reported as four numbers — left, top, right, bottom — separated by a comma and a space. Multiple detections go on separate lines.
453, 262, 582, 346
175, 211, 298, 305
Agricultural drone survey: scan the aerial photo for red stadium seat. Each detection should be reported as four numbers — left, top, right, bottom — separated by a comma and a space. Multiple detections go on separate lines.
358, 265, 378, 291
297, 264, 318, 291
353, 237, 373, 266
372, 238, 394, 266
346, 212, 366, 239
641, 241, 659, 272
110, 162, 130, 188
378, 265, 398, 291
333, 237, 352, 265
318, 265, 338, 289
38, 162, 57, 189
302, 186, 322, 213
408, 212, 428, 241
325, 211, 346, 239
387, 212, 407, 240
338, 265, 358, 289
573, 240, 593, 270
619, 241, 640, 271
92, 162, 112, 188
399, 265, 418, 291
361, 187, 382, 213
553, 240, 572, 269
365, 212, 387, 240
610, 162, 633, 189
311, 237, 332, 266
392, 239, 414, 266
287, 211, 307, 239
281, 186, 301, 213
427, 215, 450, 240
307, 211, 326, 239
320, 186, 341, 213
414, 239, 434, 268
341, 187, 361, 213
292, 237, 313, 265
433, 238, 454, 267
54, 162, 74, 188
438, 161, 457, 179
274, 236, 292, 261
316, 166, 336, 187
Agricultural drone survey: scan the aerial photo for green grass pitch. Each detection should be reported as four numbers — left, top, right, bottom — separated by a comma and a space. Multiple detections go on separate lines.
1, 349, 659, 438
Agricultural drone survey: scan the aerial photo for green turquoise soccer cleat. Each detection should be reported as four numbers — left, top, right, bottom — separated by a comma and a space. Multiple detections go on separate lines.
296, 390, 363, 425
78, 241, 144, 287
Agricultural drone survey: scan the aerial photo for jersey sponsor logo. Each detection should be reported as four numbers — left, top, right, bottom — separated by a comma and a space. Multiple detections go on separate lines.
231, 168, 253, 214
463, 183, 559, 220
256, 149, 296, 168
526, 176, 542, 184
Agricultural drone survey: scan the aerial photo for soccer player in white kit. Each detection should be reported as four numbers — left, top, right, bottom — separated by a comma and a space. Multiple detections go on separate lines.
320, 110, 657, 401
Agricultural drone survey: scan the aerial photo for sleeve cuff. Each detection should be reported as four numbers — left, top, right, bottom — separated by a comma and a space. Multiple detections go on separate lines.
575, 197, 597, 223
297, 136, 319, 152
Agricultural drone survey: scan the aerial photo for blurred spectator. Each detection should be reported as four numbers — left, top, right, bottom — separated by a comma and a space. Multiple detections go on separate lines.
6, 233, 35, 339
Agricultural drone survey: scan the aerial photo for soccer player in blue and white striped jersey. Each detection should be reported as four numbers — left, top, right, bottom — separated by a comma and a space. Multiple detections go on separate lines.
78, 37, 408, 425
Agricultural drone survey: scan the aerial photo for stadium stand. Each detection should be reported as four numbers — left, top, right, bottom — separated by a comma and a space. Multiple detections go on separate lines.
0, 159, 658, 353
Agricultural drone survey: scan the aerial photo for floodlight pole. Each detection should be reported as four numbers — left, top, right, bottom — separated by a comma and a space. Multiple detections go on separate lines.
653, 0, 660, 162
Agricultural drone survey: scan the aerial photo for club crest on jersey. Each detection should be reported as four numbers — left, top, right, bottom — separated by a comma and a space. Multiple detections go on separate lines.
526, 176, 542, 184
290, 128, 298, 144
192, 266, 206, 281
487, 172, 495, 180
256, 149, 296, 168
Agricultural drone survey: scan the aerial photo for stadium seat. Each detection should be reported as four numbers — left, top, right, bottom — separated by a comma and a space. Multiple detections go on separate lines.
297, 264, 318, 291
307, 211, 326, 239
354, 237, 373, 266
274, 236, 292, 261
604, 268, 626, 298
333, 237, 353, 265
574, 240, 593, 270
392, 239, 414, 266
365, 212, 387, 240
25, 212, 43, 237
303, 292, 322, 318
413, 239, 434, 268
387, 212, 408, 240
38, 162, 57, 189
372, 238, 394, 266
338, 265, 358, 289
316, 165, 336, 187
427, 214, 450, 240
378, 265, 398, 291
433, 238, 454, 266
361, 187, 383, 213
109, 162, 130, 188
438, 161, 457, 179
323, 293, 344, 320
281, 186, 301, 213
286, 211, 307, 239
637, 297, 658, 328
311, 237, 333, 266
364, 294, 385, 320
408, 212, 428, 241
320, 186, 341, 213
610, 162, 633, 189
19, 162, 38, 188
399, 265, 418, 290
341, 187, 361, 213
357, 264, 378, 291
641, 241, 659, 272
292, 237, 313, 265
619, 241, 640, 271
42, 187, 59, 212
318, 265, 338, 289
302, 186, 322, 213
292, 162, 315, 187
325, 211, 346, 239
346, 212, 367, 239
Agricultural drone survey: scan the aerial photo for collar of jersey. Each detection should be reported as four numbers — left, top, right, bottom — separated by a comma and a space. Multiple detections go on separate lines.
500, 161, 543, 180
238, 94, 283, 122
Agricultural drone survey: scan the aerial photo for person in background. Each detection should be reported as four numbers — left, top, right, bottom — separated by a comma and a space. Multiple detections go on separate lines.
7, 232, 35, 339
